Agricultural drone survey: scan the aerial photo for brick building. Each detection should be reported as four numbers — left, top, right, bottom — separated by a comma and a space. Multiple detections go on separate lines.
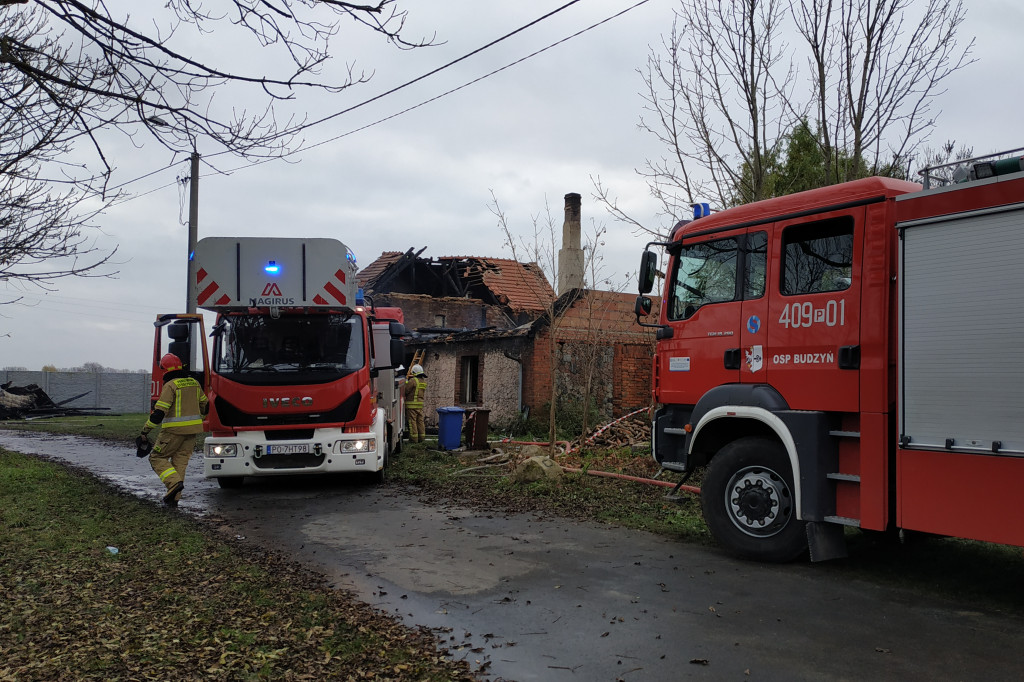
357, 195, 657, 433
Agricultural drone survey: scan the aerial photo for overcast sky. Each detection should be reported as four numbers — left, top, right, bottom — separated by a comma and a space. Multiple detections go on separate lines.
2, 0, 1021, 371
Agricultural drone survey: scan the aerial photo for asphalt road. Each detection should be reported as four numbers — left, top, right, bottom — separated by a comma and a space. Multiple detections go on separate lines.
2, 430, 1022, 681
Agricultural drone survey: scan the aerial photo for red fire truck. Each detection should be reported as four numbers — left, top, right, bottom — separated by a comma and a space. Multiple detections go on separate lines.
151, 237, 406, 487
636, 151, 1024, 561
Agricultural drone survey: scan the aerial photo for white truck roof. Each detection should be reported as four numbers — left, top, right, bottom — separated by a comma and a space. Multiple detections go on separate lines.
194, 237, 359, 310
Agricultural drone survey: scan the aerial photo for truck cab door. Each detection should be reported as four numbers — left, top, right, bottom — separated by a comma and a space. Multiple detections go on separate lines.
765, 208, 864, 412
151, 314, 209, 409
659, 229, 747, 404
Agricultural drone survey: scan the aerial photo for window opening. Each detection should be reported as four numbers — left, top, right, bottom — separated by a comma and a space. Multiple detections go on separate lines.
459, 355, 479, 404
743, 231, 768, 300
781, 217, 854, 295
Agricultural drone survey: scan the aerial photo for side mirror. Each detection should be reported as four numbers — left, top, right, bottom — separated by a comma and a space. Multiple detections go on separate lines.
389, 338, 405, 368
634, 295, 652, 317
638, 250, 658, 294
389, 321, 406, 337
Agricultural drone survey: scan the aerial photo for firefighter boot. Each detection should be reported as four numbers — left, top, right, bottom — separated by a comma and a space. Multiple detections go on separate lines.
163, 481, 184, 508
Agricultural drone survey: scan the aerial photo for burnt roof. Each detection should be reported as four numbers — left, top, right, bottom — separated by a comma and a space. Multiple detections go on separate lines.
358, 249, 554, 314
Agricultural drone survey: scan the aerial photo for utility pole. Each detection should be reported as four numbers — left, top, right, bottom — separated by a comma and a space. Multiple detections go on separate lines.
187, 151, 199, 314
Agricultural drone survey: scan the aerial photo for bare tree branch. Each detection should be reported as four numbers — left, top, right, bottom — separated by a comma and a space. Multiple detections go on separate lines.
793, 0, 974, 180
1, 1, 434, 294
597, 0, 972, 240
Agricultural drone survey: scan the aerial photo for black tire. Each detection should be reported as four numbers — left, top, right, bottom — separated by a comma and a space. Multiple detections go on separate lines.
701, 437, 807, 562
217, 476, 245, 489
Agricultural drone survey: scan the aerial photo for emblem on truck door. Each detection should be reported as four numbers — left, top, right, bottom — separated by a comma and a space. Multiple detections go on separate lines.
262, 397, 314, 408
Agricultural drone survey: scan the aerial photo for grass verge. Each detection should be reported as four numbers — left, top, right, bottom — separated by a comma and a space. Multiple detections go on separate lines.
0, 447, 474, 681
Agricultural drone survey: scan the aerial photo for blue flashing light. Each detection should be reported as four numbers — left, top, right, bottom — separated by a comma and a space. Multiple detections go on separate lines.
356, 287, 365, 305
264, 260, 280, 275
692, 203, 712, 219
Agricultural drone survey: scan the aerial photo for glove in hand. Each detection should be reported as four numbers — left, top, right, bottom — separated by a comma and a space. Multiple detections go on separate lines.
135, 434, 153, 458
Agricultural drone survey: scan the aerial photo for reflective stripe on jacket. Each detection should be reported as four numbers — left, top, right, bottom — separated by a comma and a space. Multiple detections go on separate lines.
156, 377, 208, 434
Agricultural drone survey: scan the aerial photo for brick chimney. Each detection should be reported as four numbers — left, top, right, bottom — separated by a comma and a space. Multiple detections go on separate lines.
557, 192, 584, 296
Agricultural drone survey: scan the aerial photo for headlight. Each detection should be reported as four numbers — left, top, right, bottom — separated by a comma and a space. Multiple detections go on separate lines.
210, 443, 238, 457
341, 438, 376, 453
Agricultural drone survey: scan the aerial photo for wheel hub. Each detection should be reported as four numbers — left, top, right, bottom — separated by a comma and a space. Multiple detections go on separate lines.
725, 467, 793, 538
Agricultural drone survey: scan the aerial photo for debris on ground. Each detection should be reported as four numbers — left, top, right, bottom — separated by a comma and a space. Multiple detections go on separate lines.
569, 409, 651, 452
0, 382, 108, 420
511, 455, 563, 483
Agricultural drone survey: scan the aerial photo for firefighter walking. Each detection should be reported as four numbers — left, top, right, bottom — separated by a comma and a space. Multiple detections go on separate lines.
137, 353, 208, 507
404, 364, 427, 443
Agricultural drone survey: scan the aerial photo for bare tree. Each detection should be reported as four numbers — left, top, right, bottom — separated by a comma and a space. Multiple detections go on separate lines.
600, 0, 973, 236
4, 1, 432, 161
568, 221, 615, 440
490, 193, 641, 447
490, 191, 564, 452
1, 1, 433, 295
2, 8, 121, 299
793, 0, 974, 181
634, 0, 797, 217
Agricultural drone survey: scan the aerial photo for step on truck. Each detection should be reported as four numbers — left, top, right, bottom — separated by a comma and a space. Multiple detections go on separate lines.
151, 237, 406, 487
635, 149, 1024, 561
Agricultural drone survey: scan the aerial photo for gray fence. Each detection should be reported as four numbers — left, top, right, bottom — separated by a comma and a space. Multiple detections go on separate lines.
1, 371, 150, 414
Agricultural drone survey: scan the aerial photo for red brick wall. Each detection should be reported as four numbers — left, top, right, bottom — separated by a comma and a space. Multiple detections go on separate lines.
613, 343, 655, 413
521, 332, 553, 418
522, 319, 653, 421
373, 293, 508, 331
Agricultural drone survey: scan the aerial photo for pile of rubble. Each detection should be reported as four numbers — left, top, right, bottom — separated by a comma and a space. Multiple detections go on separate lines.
0, 382, 106, 420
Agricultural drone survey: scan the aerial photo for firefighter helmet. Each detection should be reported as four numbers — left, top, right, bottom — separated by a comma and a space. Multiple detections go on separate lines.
160, 353, 184, 372
409, 364, 424, 376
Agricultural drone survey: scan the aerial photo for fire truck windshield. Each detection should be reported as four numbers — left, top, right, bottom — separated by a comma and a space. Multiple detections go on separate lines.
668, 237, 739, 320
212, 313, 364, 382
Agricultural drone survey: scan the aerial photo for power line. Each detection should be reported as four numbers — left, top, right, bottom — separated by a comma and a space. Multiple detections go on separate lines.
105, 160, 183, 192
301, 0, 655, 152
6, 291, 169, 321
253, 0, 592, 145
104, 2, 588, 195
105, 1, 653, 202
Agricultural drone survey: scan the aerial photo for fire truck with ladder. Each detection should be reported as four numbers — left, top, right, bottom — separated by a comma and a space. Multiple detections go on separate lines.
635, 149, 1024, 561
151, 237, 406, 487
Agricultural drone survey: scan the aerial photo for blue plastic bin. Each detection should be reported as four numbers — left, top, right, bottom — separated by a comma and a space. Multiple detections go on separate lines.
436, 406, 466, 450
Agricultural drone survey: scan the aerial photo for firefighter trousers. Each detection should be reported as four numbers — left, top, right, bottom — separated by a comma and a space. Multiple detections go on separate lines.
149, 431, 196, 501
406, 407, 425, 443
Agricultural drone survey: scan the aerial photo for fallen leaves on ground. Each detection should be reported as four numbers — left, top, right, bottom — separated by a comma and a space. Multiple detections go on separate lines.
0, 449, 476, 681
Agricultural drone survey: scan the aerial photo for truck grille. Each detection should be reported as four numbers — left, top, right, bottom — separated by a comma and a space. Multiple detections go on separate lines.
214, 393, 361, 427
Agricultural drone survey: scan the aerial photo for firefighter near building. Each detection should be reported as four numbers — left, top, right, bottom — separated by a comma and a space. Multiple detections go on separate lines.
635, 149, 1024, 562
151, 237, 407, 488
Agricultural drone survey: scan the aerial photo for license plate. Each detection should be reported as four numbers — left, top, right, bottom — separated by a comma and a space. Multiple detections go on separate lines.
266, 444, 309, 455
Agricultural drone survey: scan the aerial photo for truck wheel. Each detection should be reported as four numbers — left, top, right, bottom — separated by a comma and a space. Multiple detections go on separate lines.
217, 476, 245, 489
701, 437, 806, 562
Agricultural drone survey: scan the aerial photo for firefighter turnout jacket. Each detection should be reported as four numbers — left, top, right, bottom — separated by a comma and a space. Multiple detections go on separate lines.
404, 375, 426, 409
143, 372, 209, 435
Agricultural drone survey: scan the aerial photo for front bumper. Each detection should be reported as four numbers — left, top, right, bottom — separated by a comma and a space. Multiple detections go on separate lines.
203, 428, 383, 478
